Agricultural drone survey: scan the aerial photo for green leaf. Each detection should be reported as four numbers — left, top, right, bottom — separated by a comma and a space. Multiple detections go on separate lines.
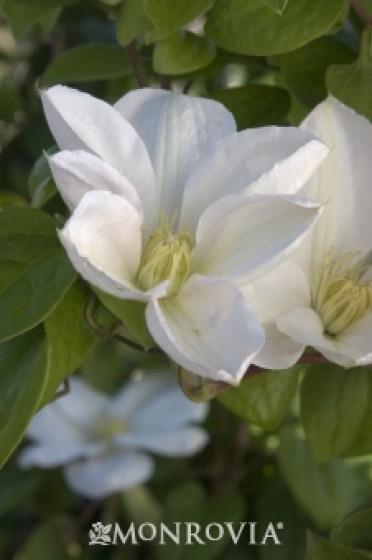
40, 44, 131, 87
306, 532, 369, 560
144, 0, 213, 42
18, 522, 68, 560
2, 0, 61, 39
279, 424, 364, 529
0, 329, 48, 467
210, 84, 290, 128
117, 0, 154, 46
281, 37, 356, 108
218, 367, 299, 430
344, 372, 372, 457
300, 365, 369, 462
0, 208, 76, 341
95, 290, 155, 350
205, 0, 348, 56
331, 508, 372, 553
42, 281, 99, 406
28, 147, 58, 209
154, 31, 215, 75
260, 0, 288, 14
326, 29, 372, 121
7, 0, 75, 6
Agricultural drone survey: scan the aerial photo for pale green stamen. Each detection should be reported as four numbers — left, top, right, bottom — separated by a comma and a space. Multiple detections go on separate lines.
94, 417, 129, 441
313, 249, 372, 336
136, 214, 193, 296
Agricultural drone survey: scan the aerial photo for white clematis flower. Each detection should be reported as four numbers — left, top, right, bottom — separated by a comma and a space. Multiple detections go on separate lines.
42, 86, 328, 384
244, 98, 372, 368
18, 374, 209, 499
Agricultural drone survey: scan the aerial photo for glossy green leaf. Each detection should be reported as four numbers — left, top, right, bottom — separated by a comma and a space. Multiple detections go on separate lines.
210, 84, 290, 128
117, 0, 154, 46
260, 0, 288, 14
40, 44, 131, 87
344, 372, 372, 457
331, 508, 372, 552
0, 208, 76, 341
2, 0, 61, 39
281, 37, 356, 108
300, 365, 369, 462
154, 31, 215, 74
306, 532, 369, 560
205, 0, 348, 56
28, 147, 58, 209
326, 29, 372, 120
279, 424, 364, 529
218, 367, 299, 430
0, 329, 48, 467
95, 290, 155, 350
145, 0, 213, 42
42, 281, 99, 406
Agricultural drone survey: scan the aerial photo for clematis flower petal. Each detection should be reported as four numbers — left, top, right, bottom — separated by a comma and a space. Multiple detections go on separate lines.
18, 441, 105, 468
301, 97, 372, 258
65, 451, 154, 499
181, 126, 328, 233
114, 88, 236, 220
49, 150, 142, 218
193, 194, 321, 283
41, 85, 157, 223
146, 275, 265, 384
116, 427, 208, 457
59, 190, 167, 301
253, 323, 305, 370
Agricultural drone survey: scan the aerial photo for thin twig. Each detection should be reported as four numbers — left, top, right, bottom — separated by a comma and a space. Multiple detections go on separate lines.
125, 41, 149, 88
52, 378, 70, 401
350, 0, 372, 25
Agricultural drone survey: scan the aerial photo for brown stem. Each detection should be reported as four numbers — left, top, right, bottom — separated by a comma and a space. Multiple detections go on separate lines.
350, 0, 372, 25
125, 41, 149, 88
242, 350, 331, 381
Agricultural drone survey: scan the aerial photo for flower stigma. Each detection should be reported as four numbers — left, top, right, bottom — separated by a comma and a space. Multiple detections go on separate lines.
313, 249, 372, 336
136, 213, 193, 296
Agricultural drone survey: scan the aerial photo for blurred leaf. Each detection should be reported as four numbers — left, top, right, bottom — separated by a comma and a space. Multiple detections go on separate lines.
18, 521, 68, 560
260, 0, 288, 14
279, 424, 365, 529
344, 372, 372, 457
122, 485, 163, 525
331, 508, 372, 553
145, 0, 213, 42
7, 0, 75, 6
210, 84, 290, 128
95, 290, 155, 350
0, 208, 76, 341
0, 83, 21, 121
0, 191, 27, 209
356, 0, 372, 15
0, 465, 40, 515
28, 147, 58, 209
2, 0, 61, 39
218, 367, 299, 430
306, 531, 369, 560
154, 31, 215, 74
40, 44, 131, 87
281, 37, 356, 108
117, 0, 154, 46
0, 329, 48, 467
42, 281, 99, 406
205, 0, 348, 56
300, 365, 369, 462
327, 28, 372, 120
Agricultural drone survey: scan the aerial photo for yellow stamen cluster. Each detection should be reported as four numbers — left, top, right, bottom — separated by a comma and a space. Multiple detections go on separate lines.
313, 250, 372, 336
94, 418, 128, 441
136, 214, 193, 296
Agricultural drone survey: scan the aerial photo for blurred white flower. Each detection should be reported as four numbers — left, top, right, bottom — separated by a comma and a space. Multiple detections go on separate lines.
42, 86, 328, 384
18, 373, 209, 499
244, 98, 372, 368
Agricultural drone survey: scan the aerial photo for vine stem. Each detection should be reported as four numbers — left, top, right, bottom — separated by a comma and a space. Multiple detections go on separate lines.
243, 350, 331, 380
350, 0, 372, 25
125, 41, 149, 88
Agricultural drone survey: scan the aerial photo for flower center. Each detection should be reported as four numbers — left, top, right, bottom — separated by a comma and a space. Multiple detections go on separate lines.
94, 417, 128, 441
136, 214, 193, 296
312, 249, 372, 336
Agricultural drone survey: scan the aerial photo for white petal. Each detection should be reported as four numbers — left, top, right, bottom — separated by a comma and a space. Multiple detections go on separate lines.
18, 441, 105, 468
41, 86, 156, 223
59, 191, 164, 301
49, 150, 142, 217
180, 126, 328, 233
114, 88, 236, 221
252, 323, 305, 370
334, 312, 372, 366
277, 307, 337, 353
116, 427, 208, 457
301, 97, 372, 259
146, 275, 265, 384
193, 194, 321, 283
64, 451, 153, 498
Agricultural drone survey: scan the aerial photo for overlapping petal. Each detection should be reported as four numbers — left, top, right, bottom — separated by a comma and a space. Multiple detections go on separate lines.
116, 427, 208, 457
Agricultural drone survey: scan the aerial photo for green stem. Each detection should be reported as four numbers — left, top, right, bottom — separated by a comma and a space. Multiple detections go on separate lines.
350, 0, 372, 25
